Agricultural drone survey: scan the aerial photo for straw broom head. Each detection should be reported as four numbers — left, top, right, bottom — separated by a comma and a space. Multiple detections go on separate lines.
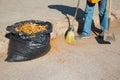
65, 25, 76, 44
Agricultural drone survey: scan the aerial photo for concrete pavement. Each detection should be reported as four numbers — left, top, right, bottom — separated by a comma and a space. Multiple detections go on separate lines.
0, 0, 120, 80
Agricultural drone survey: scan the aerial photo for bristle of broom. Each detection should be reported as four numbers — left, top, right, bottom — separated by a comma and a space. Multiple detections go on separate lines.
65, 31, 76, 44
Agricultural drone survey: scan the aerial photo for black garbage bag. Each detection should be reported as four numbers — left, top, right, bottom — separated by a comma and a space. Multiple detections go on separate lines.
5, 20, 52, 62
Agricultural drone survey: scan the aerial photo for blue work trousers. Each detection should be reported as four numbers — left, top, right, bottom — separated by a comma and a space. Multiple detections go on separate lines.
82, 0, 108, 35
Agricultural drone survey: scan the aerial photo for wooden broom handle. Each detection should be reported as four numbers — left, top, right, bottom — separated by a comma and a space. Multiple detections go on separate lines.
74, 0, 80, 19
108, 0, 111, 17
108, 0, 112, 31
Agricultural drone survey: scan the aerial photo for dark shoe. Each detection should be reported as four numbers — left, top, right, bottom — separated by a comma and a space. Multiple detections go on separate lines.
75, 34, 91, 40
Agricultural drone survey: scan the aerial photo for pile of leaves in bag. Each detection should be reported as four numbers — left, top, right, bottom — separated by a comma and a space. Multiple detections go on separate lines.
5, 20, 52, 62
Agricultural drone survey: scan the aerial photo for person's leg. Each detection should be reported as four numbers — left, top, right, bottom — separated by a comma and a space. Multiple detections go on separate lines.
76, 1, 95, 39
98, 0, 108, 33
82, 2, 95, 35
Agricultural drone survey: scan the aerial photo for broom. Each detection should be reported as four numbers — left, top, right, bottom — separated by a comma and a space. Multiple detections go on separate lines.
65, 0, 80, 44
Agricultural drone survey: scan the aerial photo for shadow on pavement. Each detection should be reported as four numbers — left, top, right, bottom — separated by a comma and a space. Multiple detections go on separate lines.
48, 4, 85, 39
48, 4, 84, 22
